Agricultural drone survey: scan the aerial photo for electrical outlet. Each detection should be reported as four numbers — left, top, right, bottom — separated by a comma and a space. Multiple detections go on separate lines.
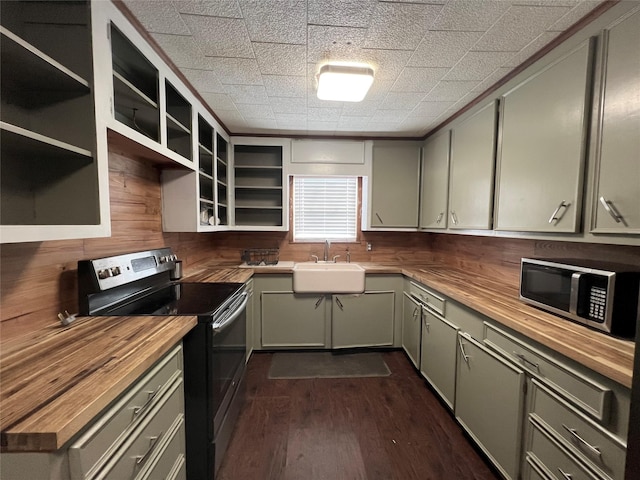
366, 242, 372, 251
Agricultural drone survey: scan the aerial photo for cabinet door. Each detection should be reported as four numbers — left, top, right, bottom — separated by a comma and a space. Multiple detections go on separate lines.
261, 292, 327, 347
370, 144, 420, 228
419, 131, 450, 229
401, 293, 421, 368
332, 292, 395, 348
420, 307, 459, 410
449, 102, 497, 230
592, 9, 640, 234
495, 41, 593, 232
455, 333, 525, 480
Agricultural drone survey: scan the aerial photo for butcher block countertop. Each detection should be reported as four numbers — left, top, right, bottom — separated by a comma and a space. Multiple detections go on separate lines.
0, 263, 633, 453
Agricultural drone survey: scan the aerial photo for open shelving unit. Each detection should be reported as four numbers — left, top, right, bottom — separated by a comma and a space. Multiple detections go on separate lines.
165, 80, 192, 161
0, 1, 107, 242
233, 145, 284, 228
216, 133, 229, 226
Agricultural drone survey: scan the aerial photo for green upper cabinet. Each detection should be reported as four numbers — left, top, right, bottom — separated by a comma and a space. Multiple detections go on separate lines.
449, 101, 498, 230
495, 40, 594, 233
419, 131, 450, 229
591, 9, 640, 234
368, 142, 421, 229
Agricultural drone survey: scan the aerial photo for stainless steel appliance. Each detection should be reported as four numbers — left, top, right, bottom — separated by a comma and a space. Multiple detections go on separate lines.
520, 258, 640, 338
78, 248, 247, 479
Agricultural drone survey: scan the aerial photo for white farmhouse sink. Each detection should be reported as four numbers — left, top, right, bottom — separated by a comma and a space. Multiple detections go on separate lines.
293, 262, 365, 293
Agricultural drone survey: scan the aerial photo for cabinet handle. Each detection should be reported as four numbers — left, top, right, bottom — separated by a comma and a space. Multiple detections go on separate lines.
458, 337, 470, 365
375, 213, 384, 224
336, 297, 344, 310
450, 211, 458, 225
132, 386, 161, 420
557, 468, 573, 480
412, 306, 420, 319
314, 296, 323, 309
435, 212, 444, 224
513, 352, 540, 371
135, 432, 163, 468
548, 200, 570, 224
562, 424, 602, 458
599, 196, 625, 224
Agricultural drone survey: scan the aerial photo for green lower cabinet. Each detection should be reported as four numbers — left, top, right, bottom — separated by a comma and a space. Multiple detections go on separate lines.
332, 291, 395, 349
455, 332, 526, 480
420, 306, 459, 410
402, 292, 422, 368
261, 292, 328, 348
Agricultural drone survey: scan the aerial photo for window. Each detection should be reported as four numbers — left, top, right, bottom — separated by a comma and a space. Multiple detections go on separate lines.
293, 176, 358, 242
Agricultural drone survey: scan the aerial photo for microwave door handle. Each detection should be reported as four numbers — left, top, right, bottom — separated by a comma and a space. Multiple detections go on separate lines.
570, 272, 582, 315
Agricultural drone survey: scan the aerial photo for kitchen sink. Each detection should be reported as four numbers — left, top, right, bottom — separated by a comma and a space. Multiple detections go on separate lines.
293, 262, 365, 293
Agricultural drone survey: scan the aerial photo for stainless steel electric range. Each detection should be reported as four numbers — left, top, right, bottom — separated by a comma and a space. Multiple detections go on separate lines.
78, 248, 247, 480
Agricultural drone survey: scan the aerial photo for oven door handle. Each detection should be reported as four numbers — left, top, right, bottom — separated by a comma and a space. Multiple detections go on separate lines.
212, 293, 248, 334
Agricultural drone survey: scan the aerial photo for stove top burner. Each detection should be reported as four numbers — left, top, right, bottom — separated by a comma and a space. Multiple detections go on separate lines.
103, 282, 242, 317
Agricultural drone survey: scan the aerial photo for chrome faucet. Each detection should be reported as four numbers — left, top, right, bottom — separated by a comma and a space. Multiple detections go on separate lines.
323, 240, 330, 262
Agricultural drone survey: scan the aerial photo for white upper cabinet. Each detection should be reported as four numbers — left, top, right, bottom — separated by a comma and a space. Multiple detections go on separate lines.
0, 0, 110, 244
420, 131, 450, 230
367, 142, 421, 229
590, 9, 640, 234
448, 101, 497, 230
495, 40, 594, 233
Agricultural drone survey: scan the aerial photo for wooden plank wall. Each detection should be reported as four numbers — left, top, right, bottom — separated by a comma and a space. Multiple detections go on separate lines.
2, 145, 639, 341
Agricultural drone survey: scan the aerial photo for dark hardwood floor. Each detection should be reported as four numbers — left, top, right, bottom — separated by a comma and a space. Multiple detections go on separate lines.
217, 350, 501, 480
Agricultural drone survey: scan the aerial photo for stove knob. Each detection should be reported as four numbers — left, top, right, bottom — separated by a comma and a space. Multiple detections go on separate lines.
97, 269, 112, 279
110, 266, 122, 276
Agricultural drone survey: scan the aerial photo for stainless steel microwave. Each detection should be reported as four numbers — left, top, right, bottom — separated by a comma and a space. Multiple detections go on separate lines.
520, 258, 640, 338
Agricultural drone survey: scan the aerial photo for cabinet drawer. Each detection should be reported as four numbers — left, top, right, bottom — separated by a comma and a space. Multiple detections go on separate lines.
523, 455, 554, 480
69, 345, 183, 480
530, 380, 625, 480
527, 417, 600, 480
137, 415, 186, 480
408, 281, 445, 314
484, 323, 611, 421
99, 379, 184, 480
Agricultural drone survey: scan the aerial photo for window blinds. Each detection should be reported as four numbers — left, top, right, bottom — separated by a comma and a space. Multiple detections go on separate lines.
293, 176, 358, 241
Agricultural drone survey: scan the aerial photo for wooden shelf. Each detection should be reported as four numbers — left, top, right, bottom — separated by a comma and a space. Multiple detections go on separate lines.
113, 72, 159, 141
1, 122, 92, 160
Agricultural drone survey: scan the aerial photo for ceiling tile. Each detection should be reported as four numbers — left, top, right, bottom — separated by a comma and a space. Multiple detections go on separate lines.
240, 0, 307, 44
430, 1, 511, 31
369, 109, 408, 123
473, 5, 572, 52
511, 0, 579, 6
444, 51, 514, 81
223, 84, 269, 104
364, 49, 413, 81
338, 116, 372, 128
151, 33, 209, 69
245, 118, 279, 129
200, 92, 236, 111
123, 1, 190, 35
307, 25, 366, 65
308, 0, 375, 28
391, 67, 449, 93
381, 92, 426, 110
364, 2, 444, 50
172, 0, 243, 18
215, 108, 246, 125
235, 103, 275, 119
502, 32, 559, 68
254, 43, 307, 76
423, 80, 480, 102
180, 68, 226, 93
408, 31, 485, 68
270, 97, 307, 114
263, 75, 307, 98
408, 101, 457, 118
276, 113, 308, 129
307, 121, 337, 131
181, 14, 253, 58
206, 57, 263, 85
547, 1, 603, 31
472, 67, 513, 94
308, 107, 342, 121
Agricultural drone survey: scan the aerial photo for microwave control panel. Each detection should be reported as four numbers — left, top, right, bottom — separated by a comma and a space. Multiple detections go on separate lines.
588, 286, 607, 322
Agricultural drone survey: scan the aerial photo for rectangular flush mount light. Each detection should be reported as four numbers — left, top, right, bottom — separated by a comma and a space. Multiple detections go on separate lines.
317, 64, 374, 102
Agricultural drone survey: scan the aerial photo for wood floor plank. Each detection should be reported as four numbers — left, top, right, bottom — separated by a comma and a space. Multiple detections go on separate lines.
217, 351, 501, 480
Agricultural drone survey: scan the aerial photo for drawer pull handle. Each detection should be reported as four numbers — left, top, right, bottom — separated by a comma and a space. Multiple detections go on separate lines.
458, 337, 470, 365
315, 296, 323, 309
133, 386, 161, 420
335, 297, 344, 310
135, 432, 163, 468
435, 212, 444, 224
513, 352, 539, 371
450, 211, 458, 225
548, 200, 570, 224
375, 213, 384, 224
412, 307, 420, 319
599, 196, 625, 224
557, 468, 573, 480
562, 424, 602, 458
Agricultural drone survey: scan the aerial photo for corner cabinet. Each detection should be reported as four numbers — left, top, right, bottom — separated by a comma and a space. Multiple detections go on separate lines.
366, 141, 421, 230
231, 137, 290, 231
590, 9, 640, 234
495, 40, 594, 233
0, 0, 110, 243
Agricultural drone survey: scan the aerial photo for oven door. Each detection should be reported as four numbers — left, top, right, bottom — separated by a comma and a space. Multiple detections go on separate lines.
210, 292, 248, 436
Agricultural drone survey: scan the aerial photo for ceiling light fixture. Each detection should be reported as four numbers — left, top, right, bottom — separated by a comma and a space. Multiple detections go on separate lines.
316, 64, 374, 102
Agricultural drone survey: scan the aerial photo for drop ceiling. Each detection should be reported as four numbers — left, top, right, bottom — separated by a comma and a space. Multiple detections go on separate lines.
122, 0, 604, 138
